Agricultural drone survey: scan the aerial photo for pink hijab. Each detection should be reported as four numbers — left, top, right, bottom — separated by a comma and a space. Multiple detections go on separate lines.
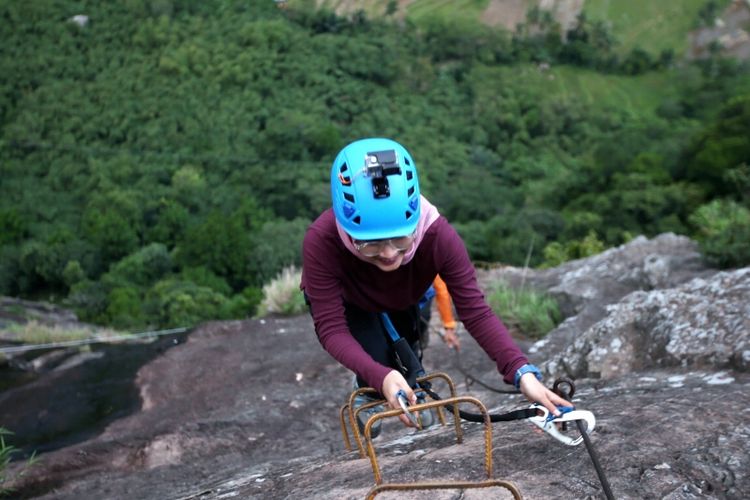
336, 195, 440, 265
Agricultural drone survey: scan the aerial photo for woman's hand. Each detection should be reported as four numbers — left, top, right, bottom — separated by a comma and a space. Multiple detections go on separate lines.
518, 373, 573, 416
381, 370, 419, 427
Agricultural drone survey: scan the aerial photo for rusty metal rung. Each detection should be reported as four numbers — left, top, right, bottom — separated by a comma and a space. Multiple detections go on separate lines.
338, 372, 522, 497
361, 396, 493, 485
339, 372, 461, 458
366, 479, 523, 499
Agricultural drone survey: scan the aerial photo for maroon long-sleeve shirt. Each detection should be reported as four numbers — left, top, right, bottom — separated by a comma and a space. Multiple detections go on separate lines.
300, 208, 528, 392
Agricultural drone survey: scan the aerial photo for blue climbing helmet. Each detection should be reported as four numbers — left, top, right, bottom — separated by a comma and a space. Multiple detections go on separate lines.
331, 138, 421, 241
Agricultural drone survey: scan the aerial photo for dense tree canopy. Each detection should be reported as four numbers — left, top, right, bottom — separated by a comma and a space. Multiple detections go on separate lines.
1, 0, 748, 329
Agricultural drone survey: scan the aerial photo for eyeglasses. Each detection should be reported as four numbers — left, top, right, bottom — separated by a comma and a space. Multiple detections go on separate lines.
352, 233, 416, 257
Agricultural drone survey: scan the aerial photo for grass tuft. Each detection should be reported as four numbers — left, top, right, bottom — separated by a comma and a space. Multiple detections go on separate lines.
1, 427, 37, 496
257, 266, 307, 317
487, 281, 561, 339
4, 321, 94, 344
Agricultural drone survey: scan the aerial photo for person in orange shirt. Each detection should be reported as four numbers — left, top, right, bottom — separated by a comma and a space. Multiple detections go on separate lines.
432, 275, 461, 350
419, 275, 461, 351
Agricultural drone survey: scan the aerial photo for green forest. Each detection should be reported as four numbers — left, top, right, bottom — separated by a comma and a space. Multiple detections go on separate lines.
1, 0, 749, 330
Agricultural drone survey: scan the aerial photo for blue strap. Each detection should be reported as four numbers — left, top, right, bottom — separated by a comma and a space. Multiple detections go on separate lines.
380, 312, 401, 342
418, 285, 436, 310
545, 405, 576, 423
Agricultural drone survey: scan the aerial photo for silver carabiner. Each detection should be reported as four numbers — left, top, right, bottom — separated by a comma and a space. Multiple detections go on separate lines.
527, 404, 596, 446
396, 389, 419, 427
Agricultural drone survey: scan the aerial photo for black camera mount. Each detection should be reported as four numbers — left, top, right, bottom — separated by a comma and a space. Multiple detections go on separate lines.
366, 149, 401, 198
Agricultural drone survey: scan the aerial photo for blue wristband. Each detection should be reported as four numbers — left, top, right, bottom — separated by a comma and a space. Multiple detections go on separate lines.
514, 363, 542, 389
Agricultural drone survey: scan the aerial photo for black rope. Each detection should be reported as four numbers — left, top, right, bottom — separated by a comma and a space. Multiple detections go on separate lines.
552, 379, 614, 500
577, 419, 614, 500
452, 350, 520, 394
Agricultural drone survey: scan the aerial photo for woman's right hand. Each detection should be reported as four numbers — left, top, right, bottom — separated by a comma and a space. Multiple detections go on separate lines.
381, 370, 419, 427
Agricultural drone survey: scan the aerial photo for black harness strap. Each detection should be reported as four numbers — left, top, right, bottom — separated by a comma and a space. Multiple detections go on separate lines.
421, 386, 539, 423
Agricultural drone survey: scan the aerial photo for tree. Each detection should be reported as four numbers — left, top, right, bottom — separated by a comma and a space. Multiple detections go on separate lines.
104, 243, 173, 288
145, 278, 229, 328
683, 95, 750, 197
689, 199, 750, 268
246, 218, 308, 286
81, 190, 144, 265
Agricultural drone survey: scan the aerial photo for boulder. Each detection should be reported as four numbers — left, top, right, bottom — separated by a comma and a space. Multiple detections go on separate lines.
479, 233, 716, 362
543, 268, 750, 380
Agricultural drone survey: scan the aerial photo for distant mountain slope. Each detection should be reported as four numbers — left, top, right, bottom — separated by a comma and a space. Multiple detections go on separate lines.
303, 0, 747, 58
582, 0, 723, 54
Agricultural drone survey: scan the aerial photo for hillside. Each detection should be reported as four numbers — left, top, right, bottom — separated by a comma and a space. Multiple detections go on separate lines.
307, 0, 749, 57
2, 1, 749, 334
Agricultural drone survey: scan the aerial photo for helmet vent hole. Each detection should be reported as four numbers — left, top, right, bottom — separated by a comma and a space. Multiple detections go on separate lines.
405, 157, 411, 166
340, 163, 348, 173
405, 210, 412, 219
352, 216, 361, 225
344, 193, 354, 202
406, 170, 413, 180
407, 186, 415, 196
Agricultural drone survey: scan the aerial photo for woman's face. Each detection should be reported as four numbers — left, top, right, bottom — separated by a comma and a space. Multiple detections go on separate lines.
352, 233, 415, 272
363, 243, 405, 272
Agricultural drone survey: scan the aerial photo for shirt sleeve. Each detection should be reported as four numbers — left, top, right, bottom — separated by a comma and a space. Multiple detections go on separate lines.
433, 221, 528, 385
301, 226, 393, 392
433, 275, 457, 329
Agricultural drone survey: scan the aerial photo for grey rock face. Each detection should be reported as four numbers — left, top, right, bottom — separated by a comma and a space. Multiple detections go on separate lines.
480, 233, 710, 316
543, 267, 750, 380
205, 370, 750, 500
482, 233, 718, 364
0, 296, 80, 331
